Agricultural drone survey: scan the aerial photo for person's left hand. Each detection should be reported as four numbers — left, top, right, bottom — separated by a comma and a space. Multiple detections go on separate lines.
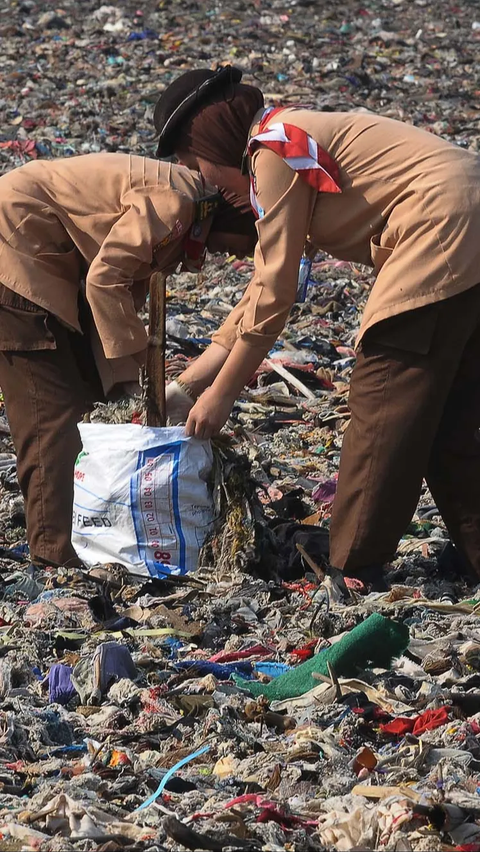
185, 386, 235, 439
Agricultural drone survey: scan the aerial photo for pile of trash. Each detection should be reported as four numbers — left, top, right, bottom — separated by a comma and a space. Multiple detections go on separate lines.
0, 0, 480, 850
1, 0, 479, 174
1, 490, 480, 851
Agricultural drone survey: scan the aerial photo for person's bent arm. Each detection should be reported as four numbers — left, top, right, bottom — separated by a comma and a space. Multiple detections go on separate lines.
186, 148, 317, 439
179, 341, 231, 397
86, 188, 193, 360
184, 338, 264, 438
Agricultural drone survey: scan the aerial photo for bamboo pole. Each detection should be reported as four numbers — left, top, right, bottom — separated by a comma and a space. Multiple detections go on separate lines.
146, 272, 166, 427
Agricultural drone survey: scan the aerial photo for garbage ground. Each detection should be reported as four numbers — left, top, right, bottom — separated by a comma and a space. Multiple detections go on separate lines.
1, 0, 480, 850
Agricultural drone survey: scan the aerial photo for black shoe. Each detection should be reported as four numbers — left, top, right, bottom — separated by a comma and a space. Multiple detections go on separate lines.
343, 563, 390, 593
437, 541, 476, 582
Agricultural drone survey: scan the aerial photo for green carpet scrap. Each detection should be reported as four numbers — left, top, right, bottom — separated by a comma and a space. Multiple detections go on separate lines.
234, 613, 409, 701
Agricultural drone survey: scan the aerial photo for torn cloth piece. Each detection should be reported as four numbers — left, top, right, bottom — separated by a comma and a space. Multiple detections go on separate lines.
0, 140, 38, 159
317, 802, 377, 852
256, 805, 316, 829
380, 705, 450, 737
413, 706, 451, 735
174, 660, 254, 679
291, 639, 318, 661
312, 478, 338, 504
47, 663, 76, 706
92, 641, 138, 692
269, 521, 330, 581
22, 792, 148, 842
209, 644, 273, 663
378, 717, 414, 736
234, 614, 409, 700
71, 641, 138, 704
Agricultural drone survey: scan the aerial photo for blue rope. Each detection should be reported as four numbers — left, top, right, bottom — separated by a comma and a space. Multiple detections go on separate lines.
134, 744, 211, 812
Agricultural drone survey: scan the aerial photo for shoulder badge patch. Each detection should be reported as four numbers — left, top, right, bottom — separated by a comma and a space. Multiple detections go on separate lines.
195, 192, 221, 223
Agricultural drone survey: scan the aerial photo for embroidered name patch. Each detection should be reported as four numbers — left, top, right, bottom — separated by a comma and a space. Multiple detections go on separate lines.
156, 218, 184, 249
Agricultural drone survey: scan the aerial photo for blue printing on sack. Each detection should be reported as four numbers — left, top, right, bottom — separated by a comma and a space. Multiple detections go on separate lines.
73, 482, 127, 539
130, 442, 187, 578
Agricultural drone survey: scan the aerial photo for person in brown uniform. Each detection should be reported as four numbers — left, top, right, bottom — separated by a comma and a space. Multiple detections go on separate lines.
154, 66, 480, 588
0, 151, 255, 568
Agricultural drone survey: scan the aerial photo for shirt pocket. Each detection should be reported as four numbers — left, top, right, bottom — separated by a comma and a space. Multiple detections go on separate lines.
370, 233, 393, 273
0, 302, 56, 351
34, 246, 81, 281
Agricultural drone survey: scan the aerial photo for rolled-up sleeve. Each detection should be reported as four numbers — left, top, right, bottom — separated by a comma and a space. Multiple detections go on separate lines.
211, 285, 252, 351
212, 147, 317, 354
86, 188, 193, 359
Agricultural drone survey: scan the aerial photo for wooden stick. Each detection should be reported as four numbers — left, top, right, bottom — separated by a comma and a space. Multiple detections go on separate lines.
327, 662, 342, 702
146, 272, 166, 427
296, 543, 325, 581
265, 359, 316, 400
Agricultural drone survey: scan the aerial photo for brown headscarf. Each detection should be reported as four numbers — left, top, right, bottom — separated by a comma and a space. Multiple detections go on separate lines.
175, 83, 264, 168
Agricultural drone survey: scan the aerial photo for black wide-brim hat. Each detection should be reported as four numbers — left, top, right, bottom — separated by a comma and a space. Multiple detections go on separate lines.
154, 65, 243, 158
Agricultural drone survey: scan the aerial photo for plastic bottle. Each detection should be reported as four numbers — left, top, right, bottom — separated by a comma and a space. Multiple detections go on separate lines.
296, 255, 313, 302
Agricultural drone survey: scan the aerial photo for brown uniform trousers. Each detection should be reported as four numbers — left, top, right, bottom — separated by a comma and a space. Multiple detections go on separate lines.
329, 283, 480, 577
0, 283, 103, 566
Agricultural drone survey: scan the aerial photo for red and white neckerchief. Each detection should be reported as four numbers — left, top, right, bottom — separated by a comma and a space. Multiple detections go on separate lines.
247, 107, 342, 219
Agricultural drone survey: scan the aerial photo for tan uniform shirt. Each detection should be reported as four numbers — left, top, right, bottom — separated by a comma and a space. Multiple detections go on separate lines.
213, 109, 480, 354
0, 153, 212, 370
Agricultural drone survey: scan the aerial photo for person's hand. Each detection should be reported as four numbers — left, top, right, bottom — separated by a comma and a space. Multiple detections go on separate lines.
166, 380, 195, 425
185, 386, 235, 439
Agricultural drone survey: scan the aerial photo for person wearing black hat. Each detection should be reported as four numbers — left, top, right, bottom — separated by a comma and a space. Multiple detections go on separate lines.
154, 66, 260, 165
157, 67, 266, 431
154, 65, 480, 593
158, 67, 265, 426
